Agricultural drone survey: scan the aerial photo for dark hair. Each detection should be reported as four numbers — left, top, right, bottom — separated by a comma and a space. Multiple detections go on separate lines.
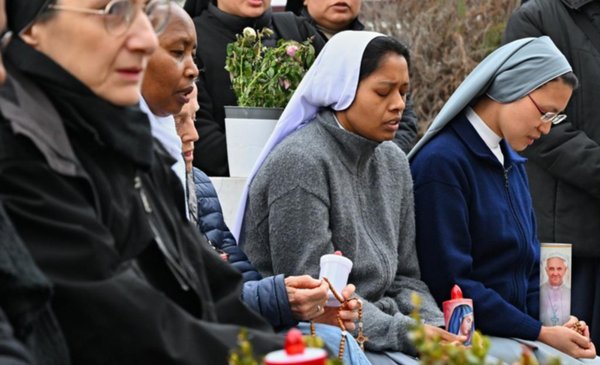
285, 0, 303, 14
358, 36, 410, 82
184, 0, 213, 18
556, 71, 579, 90
7, 0, 57, 32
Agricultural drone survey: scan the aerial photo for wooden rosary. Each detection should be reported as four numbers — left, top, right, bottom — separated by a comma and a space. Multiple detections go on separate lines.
309, 277, 368, 360
572, 321, 585, 336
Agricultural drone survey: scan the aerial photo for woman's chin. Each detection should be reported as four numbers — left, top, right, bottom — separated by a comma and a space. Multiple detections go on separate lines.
99, 90, 142, 107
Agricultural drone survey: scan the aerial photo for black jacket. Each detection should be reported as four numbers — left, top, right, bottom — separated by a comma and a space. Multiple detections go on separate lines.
298, 7, 366, 36
503, 0, 600, 258
0, 203, 68, 365
0, 307, 32, 365
191, 5, 325, 176
0, 38, 282, 364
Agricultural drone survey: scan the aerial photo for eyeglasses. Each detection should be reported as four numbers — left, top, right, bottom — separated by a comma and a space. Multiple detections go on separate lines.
48, 0, 171, 35
527, 94, 567, 125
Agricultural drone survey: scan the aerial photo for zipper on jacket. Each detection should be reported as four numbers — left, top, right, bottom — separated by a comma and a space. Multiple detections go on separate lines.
503, 165, 512, 188
503, 165, 528, 305
134, 175, 190, 291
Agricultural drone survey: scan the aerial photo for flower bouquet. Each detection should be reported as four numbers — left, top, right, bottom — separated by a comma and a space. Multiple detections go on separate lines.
225, 27, 316, 108
222, 27, 315, 177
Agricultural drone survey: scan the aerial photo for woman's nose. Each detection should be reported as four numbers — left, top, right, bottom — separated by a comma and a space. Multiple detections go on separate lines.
125, 7, 159, 56
185, 57, 199, 80
539, 121, 552, 135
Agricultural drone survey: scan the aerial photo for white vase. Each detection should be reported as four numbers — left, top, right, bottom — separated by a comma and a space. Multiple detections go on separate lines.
224, 106, 283, 177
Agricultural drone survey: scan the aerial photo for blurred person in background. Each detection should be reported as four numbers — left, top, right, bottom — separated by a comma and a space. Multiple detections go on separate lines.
286, 0, 364, 39
503, 0, 600, 349
183, 0, 325, 176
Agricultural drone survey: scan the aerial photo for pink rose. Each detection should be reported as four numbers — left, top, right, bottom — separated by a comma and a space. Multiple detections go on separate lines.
279, 78, 291, 90
286, 45, 299, 58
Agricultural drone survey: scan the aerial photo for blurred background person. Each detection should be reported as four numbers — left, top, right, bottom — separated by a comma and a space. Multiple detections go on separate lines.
286, 0, 364, 39
503, 0, 600, 348
183, 0, 324, 176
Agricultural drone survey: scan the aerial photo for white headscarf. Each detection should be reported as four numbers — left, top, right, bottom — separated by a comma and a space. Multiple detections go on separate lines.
139, 98, 187, 197
408, 36, 572, 159
231, 30, 385, 240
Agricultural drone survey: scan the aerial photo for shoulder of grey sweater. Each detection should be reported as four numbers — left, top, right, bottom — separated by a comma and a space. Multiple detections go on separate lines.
378, 141, 409, 165
376, 141, 413, 186
255, 130, 331, 205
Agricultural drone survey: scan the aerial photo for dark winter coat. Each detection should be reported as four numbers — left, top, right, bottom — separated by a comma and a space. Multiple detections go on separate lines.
503, 0, 600, 259
502, 0, 600, 347
0, 203, 68, 365
0, 307, 32, 365
0, 38, 282, 365
298, 7, 366, 36
189, 4, 325, 176
192, 168, 295, 329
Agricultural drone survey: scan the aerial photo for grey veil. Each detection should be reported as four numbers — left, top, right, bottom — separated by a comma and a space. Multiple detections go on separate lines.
408, 36, 572, 159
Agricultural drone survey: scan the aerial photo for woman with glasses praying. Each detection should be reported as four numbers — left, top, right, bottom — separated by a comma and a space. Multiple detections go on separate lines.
0, 0, 284, 363
503, 0, 600, 350
409, 37, 598, 364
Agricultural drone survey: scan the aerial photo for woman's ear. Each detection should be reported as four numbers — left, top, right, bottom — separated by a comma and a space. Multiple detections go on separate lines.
19, 23, 41, 48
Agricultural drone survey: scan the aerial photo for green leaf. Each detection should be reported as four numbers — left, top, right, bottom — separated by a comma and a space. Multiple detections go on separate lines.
224, 27, 316, 108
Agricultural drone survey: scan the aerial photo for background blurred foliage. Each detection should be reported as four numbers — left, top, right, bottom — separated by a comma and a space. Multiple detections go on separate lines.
361, 0, 520, 136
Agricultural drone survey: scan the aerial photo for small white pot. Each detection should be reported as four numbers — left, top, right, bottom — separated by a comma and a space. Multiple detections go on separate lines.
224, 106, 283, 177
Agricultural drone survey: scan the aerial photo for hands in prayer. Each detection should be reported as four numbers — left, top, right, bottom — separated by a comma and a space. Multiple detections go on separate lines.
538, 315, 596, 359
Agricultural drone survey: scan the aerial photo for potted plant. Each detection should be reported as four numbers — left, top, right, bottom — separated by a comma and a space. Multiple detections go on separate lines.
224, 27, 315, 177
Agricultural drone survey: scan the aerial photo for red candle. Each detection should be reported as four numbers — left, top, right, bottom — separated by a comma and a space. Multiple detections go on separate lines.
443, 284, 475, 346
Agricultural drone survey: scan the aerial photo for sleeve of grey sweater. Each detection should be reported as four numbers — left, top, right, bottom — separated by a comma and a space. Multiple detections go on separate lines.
254, 152, 443, 353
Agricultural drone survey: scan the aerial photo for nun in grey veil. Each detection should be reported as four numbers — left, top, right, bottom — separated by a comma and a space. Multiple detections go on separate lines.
411, 36, 598, 364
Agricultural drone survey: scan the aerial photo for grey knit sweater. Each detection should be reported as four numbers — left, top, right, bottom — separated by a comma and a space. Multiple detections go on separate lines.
241, 109, 444, 352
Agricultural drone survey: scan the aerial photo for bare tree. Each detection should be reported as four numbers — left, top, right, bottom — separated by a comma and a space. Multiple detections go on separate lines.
362, 0, 519, 135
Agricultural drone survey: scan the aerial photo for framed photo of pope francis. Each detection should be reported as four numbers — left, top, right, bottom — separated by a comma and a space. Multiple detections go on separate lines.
540, 243, 572, 326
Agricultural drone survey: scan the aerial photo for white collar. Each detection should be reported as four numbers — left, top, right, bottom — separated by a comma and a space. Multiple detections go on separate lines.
333, 113, 346, 130
139, 98, 181, 159
139, 98, 187, 202
466, 107, 504, 165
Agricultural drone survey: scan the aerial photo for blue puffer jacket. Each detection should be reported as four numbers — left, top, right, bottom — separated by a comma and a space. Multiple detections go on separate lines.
193, 168, 295, 329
